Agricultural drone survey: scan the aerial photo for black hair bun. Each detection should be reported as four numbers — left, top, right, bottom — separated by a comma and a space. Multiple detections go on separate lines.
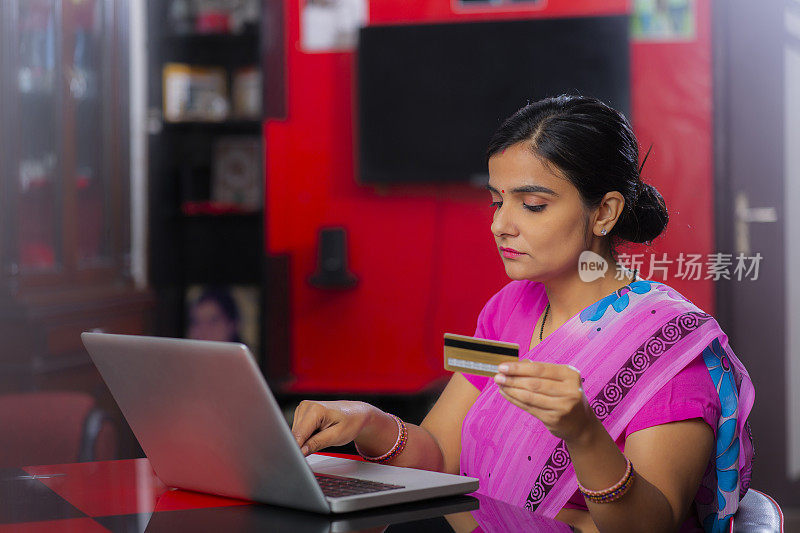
614, 182, 669, 244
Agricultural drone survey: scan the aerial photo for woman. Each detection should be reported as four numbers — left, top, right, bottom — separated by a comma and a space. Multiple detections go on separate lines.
291, 95, 755, 533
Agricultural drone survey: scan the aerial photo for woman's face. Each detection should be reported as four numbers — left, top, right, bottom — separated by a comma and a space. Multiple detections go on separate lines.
487, 141, 599, 283
188, 300, 238, 342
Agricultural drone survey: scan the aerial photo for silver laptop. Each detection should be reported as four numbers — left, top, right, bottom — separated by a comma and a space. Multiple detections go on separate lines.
81, 332, 479, 514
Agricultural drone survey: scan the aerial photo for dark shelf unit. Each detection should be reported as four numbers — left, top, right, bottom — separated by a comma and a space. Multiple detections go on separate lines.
146, 0, 267, 367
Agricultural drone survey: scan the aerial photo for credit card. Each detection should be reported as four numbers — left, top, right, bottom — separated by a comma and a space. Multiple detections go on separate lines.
443, 333, 520, 377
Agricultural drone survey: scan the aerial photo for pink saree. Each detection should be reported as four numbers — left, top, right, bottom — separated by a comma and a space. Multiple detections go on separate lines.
459, 279, 755, 533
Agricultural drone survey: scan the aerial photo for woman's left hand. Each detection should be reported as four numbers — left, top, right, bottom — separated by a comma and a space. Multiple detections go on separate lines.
494, 361, 598, 444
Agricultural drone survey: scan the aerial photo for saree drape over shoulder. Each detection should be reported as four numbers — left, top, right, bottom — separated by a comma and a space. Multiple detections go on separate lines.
459, 279, 755, 533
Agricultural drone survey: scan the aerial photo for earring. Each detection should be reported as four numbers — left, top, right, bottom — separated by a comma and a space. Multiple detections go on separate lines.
600, 228, 607, 236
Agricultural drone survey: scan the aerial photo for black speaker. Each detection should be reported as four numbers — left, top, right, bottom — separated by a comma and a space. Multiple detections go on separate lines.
308, 226, 358, 289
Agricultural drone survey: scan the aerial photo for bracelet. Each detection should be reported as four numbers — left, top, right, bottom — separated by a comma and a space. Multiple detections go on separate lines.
355, 413, 408, 464
577, 456, 635, 504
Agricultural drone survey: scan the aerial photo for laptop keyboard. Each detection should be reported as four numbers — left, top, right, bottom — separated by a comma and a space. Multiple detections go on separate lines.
314, 473, 404, 498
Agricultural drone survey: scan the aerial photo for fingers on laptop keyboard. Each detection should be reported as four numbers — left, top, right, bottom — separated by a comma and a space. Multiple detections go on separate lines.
291, 401, 317, 446
291, 400, 372, 455
292, 401, 332, 454
303, 427, 345, 455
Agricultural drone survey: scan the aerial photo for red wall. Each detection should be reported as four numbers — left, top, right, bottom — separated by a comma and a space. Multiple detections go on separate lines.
264, 0, 714, 393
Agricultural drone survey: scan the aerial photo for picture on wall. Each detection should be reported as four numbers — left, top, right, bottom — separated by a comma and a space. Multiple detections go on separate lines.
300, 0, 367, 52
212, 136, 262, 210
631, 0, 695, 41
185, 285, 261, 358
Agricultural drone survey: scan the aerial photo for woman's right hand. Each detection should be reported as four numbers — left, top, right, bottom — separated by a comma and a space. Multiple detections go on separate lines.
290, 400, 376, 456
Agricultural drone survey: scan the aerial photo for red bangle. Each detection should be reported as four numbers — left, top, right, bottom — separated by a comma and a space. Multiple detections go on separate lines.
577, 456, 635, 504
355, 413, 408, 463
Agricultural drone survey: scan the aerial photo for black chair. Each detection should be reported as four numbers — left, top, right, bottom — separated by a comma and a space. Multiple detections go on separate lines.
733, 489, 784, 532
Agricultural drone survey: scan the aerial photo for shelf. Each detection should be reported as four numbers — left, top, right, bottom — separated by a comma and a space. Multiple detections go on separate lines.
163, 28, 259, 44
160, 120, 262, 134
181, 201, 261, 216
146, 1, 270, 371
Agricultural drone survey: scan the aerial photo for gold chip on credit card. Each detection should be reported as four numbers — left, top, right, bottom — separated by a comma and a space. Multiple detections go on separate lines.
443, 333, 520, 377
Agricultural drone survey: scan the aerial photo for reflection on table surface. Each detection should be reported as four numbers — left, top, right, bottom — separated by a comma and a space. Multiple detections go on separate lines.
0, 458, 574, 532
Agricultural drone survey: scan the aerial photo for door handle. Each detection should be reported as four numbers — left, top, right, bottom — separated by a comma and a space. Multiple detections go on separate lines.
735, 191, 778, 255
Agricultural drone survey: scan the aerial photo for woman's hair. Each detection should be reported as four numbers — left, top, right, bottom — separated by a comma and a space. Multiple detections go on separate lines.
197, 287, 240, 321
486, 94, 668, 260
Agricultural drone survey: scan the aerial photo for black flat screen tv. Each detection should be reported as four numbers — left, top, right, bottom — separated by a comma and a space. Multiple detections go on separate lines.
356, 15, 630, 185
